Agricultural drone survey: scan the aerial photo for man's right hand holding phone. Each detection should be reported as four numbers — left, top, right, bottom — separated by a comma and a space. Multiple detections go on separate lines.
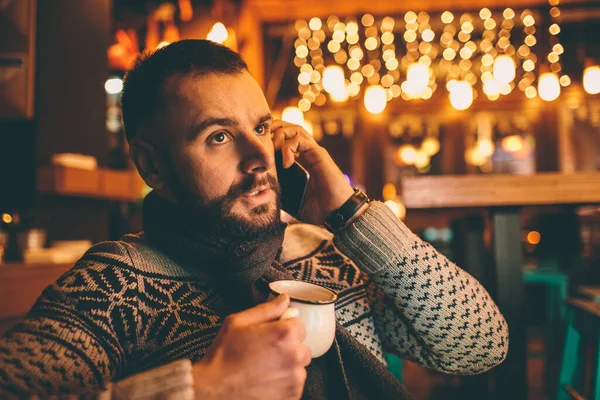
270, 120, 358, 226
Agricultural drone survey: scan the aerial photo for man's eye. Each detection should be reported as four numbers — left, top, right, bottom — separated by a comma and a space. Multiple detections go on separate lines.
255, 124, 269, 135
209, 132, 230, 145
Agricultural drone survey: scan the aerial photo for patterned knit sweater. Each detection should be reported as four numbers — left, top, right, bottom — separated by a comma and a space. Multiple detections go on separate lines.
0, 202, 508, 398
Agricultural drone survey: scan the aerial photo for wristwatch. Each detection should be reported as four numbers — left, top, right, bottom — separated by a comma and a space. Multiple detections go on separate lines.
324, 188, 370, 233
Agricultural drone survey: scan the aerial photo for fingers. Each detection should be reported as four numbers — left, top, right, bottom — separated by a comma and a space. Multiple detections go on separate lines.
279, 307, 300, 321
271, 120, 318, 168
267, 317, 307, 344
224, 294, 290, 328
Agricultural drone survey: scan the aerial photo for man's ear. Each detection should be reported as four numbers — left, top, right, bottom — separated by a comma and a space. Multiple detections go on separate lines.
129, 138, 166, 190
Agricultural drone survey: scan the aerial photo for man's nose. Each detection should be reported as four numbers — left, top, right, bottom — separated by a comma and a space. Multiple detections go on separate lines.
238, 133, 275, 174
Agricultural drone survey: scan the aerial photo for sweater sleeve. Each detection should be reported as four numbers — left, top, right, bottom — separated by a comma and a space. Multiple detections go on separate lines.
0, 242, 139, 397
333, 202, 508, 375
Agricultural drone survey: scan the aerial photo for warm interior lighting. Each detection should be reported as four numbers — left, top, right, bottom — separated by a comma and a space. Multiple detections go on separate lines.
502, 135, 524, 152
422, 29, 435, 42
309, 17, 322, 30
330, 86, 350, 102
404, 63, 430, 97
527, 231, 541, 245
323, 65, 345, 93
364, 85, 387, 114
421, 137, 440, 156
207, 22, 228, 44
538, 72, 561, 101
398, 145, 417, 164
560, 75, 571, 87
382, 183, 397, 201
281, 106, 304, 126
302, 120, 314, 135
583, 66, 600, 95
414, 151, 430, 168
441, 11, 454, 24
322, 65, 348, 101
493, 55, 516, 84
465, 148, 486, 166
476, 139, 495, 157
483, 79, 501, 97
384, 200, 406, 220
449, 80, 473, 110
104, 78, 123, 95
1, 213, 12, 224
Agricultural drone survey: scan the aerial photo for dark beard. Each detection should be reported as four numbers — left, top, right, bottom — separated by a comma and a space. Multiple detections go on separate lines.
164, 160, 282, 239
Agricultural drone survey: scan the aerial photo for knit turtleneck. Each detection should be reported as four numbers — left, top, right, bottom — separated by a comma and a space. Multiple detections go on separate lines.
142, 191, 287, 310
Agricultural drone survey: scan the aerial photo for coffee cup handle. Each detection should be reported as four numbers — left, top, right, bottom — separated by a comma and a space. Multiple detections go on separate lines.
279, 307, 300, 321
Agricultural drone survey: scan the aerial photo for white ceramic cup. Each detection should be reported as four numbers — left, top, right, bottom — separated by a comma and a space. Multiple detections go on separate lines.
268, 280, 337, 358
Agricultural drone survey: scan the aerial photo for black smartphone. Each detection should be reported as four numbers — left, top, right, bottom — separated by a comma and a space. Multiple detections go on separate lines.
274, 150, 310, 218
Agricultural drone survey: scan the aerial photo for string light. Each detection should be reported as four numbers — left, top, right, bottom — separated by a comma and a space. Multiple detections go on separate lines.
583, 66, 600, 95
546, 0, 564, 89
207, 22, 228, 44
292, 8, 579, 114
538, 72, 560, 101
364, 85, 387, 114
449, 80, 473, 110
282, 106, 304, 125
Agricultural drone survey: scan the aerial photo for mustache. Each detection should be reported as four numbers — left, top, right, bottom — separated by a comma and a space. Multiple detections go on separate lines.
227, 173, 280, 200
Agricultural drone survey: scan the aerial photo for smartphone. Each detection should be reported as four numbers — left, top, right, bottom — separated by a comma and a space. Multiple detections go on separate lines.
275, 150, 310, 218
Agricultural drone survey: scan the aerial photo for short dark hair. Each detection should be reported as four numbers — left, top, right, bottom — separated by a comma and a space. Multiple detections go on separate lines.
121, 39, 248, 142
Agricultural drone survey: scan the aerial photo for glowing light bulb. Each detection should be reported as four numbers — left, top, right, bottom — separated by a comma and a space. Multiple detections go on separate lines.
364, 85, 387, 114
322, 65, 345, 94
330, 85, 349, 102
404, 63, 430, 97
493, 55, 516, 85
382, 183, 397, 201
525, 86, 537, 98
414, 151, 430, 168
422, 29, 435, 42
207, 22, 228, 44
476, 138, 495, 157
281, 106, 304, 126
421, 137, 440, 156
384, 200, 406, 219
398, 145, 417, 164
449, 80, 473, 110
583, 66, 600, 95
465, 148, 486, 166
538, 72, 561, 102
502, 135, 524, 152
309, 17, 322, 30
483, 79, 501, 97
104, 78, 123, 94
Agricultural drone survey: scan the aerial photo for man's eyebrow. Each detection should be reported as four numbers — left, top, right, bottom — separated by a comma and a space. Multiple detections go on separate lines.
188, 113, 272, 141
189, 117, 237, 140
257, 113, 272, 125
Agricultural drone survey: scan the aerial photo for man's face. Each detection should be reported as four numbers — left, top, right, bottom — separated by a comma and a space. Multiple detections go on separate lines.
156, 71, 280, 235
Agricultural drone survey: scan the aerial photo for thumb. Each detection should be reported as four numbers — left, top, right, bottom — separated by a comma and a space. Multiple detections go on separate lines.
233, 294, 290, 326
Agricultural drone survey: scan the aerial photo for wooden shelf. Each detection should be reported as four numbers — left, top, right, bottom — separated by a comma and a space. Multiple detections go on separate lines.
38, 165, 146, 202
0, 262, 72, 319
402, 172, 600, 209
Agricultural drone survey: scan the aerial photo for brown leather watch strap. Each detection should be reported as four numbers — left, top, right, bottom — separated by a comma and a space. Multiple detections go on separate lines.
324, 188, 370, 233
